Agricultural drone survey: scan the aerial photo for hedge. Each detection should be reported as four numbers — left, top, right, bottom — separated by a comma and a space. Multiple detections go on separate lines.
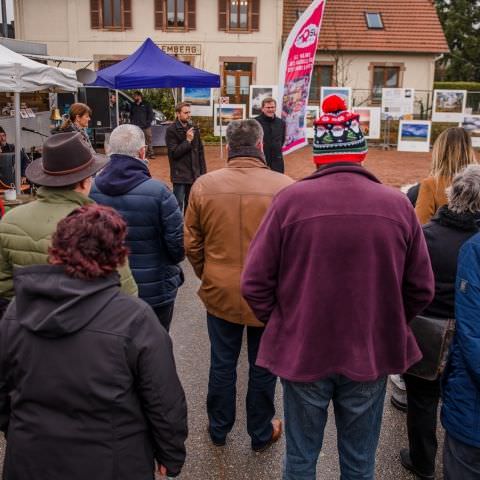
434, 82, 480, 92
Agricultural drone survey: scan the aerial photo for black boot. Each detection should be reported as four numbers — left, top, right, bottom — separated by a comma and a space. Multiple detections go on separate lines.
400, 449, 435, 479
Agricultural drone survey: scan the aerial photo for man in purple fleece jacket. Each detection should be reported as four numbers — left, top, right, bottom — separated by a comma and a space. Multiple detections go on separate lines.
241, 95, 435, 480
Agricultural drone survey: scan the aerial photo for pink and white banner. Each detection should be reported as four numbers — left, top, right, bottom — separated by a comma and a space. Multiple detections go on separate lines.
279, 0, 326, 155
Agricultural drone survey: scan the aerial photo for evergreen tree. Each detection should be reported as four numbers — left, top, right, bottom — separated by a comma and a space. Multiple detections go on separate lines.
435, 0, 480, 81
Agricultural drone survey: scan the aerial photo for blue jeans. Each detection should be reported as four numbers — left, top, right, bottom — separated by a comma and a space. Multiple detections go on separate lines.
282, 375, 387, 480
173, 183, 192, 214
206, 313, 276, 449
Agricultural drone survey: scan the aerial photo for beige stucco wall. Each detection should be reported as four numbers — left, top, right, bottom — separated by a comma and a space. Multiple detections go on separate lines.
316, 51, 437, 92
14, 0, 284, 84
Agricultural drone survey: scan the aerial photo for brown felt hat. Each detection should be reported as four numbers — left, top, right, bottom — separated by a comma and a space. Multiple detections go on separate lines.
26, 132, 108, 187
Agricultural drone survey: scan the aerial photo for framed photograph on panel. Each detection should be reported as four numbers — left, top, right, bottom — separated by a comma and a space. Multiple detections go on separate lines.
381, 88, 415, 119
397, 120, 431, 152
320, 87, 352, 113
214, 104, 246, 136
432, 90, 467, 122
181, 88, 213, 116
461, 116, 480, 148
305, 105, 319, 139
353, 107, 381, 139
249, 85, 279, 117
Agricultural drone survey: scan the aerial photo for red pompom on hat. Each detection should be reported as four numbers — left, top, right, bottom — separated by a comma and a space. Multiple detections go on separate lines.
322, 94, 347, 114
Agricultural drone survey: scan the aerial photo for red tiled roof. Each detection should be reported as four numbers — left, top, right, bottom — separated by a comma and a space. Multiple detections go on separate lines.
283, 0, 449, 54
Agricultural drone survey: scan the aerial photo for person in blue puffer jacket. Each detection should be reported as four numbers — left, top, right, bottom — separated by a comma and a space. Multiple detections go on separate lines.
91, 124, 184, 332
441, 228, 480, 479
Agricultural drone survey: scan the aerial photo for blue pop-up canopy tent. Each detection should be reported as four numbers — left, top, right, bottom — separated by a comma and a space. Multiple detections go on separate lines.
90, 38, 220, 89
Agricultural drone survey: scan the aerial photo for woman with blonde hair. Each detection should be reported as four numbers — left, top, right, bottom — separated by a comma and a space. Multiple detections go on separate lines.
415, 127, 477, 224
53, 102, 95, 152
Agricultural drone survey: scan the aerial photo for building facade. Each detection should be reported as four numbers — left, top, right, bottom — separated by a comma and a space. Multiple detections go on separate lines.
14, 0, 284, 104
284, 0, 449, 108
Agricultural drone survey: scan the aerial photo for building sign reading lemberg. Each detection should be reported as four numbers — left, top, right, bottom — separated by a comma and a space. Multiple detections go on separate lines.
158, 44, 202, 56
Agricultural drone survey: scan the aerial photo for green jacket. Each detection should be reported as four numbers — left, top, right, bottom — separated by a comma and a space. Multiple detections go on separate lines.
0, 187, 138, 300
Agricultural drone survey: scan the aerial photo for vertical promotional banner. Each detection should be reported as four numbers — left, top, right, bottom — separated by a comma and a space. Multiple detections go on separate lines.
279, 0, 326, 155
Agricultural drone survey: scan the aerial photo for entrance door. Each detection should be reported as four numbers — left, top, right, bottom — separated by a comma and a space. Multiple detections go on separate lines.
223, 62, 252, 105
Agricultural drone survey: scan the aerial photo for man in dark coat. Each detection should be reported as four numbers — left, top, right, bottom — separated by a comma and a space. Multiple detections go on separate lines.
130, 91, 155, 158
91, 124, 184, 332
0, 126, 30, 177
242, 95, 435, 480
166, 102, 206, 213
255, 97, 286, 173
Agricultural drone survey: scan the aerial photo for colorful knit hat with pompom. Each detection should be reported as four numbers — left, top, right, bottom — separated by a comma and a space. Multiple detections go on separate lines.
313, 95, 368, 165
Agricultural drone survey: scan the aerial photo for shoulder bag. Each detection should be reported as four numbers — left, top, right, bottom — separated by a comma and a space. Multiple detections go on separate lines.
407, 315, 456, 381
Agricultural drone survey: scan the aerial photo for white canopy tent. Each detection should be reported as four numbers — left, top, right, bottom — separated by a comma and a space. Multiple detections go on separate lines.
0, 44, 80, 192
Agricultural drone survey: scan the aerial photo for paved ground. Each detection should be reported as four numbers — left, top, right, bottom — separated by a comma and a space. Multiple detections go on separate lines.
0, 146, 444, 478
148, 144, 432, 188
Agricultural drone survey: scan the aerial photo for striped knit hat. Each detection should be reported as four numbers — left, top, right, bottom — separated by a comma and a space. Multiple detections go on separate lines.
313, 95, 368, 165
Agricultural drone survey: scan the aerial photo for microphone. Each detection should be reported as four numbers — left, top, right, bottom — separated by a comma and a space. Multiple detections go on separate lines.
187, 120, 198, 132
21, 127, 49, 137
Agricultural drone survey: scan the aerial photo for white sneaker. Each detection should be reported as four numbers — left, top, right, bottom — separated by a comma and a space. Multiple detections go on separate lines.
390, 374, 406, 391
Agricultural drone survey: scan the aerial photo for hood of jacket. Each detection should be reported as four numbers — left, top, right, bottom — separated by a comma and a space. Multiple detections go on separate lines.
431, 205, 480, 231
95, 154, 151, 196
13, 264, 121, 338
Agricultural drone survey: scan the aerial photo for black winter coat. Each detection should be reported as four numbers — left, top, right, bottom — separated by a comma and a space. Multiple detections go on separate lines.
130, 100, 154, 130
0, 265, 188, 479
166, 120, 206, 184
255, 113, 286, 173
422, 206, 479, 318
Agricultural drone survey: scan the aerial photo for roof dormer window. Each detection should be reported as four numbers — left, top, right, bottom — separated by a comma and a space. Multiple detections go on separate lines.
365, 12, 384, 29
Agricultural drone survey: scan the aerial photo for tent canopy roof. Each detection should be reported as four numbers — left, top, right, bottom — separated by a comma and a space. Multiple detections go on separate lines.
0, 44, 80, 93
90, 38, 221, 89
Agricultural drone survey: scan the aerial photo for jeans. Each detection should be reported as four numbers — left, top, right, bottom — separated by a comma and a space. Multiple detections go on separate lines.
152, 302, 174, 332
404, 373, 441, 475
173, 183, 192, 214
206, 313, 276, 449
282, 375, 387, 480
444, 433, 480, 480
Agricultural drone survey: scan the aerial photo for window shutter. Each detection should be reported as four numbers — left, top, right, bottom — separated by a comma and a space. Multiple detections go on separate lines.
187, 0, 196, 30
154, 0, 164, 30
218, 0, 227, 31
251, 0, 260, 31
90, 0, 100, 29
123, 0, 132, 29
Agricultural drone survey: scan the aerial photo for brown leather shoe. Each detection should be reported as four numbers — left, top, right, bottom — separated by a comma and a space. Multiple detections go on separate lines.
252, 419, 283, 452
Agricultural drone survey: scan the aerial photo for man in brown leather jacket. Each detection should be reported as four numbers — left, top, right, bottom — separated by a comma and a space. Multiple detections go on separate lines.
184, 119, 293, 452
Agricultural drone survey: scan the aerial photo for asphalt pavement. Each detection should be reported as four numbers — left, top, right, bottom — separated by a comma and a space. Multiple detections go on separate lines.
0, 260, 444, 479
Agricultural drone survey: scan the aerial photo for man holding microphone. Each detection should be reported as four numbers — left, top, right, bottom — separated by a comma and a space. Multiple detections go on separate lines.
166, 102, 207, 213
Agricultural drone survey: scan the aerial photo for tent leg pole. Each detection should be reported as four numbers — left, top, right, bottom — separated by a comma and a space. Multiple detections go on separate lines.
14, 92, 21, 194
219, 101, 223, 161
115, 89, 120, 127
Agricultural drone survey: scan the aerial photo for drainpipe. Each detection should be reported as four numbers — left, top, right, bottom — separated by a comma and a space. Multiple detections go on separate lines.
1, 0, 7, 38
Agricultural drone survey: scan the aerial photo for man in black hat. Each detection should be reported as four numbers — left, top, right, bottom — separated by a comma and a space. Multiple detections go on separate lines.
0, 132, 138, 313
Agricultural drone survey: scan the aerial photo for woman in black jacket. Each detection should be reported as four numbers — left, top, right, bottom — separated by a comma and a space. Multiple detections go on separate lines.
0, 205, 188, 480
400, 165, 480, 480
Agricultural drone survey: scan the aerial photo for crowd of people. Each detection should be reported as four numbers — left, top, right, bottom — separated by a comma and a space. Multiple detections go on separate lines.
0, 93, 479, 480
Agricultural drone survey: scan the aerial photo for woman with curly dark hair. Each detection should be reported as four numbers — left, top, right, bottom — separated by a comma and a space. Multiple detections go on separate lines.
0, 204, 188, 480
